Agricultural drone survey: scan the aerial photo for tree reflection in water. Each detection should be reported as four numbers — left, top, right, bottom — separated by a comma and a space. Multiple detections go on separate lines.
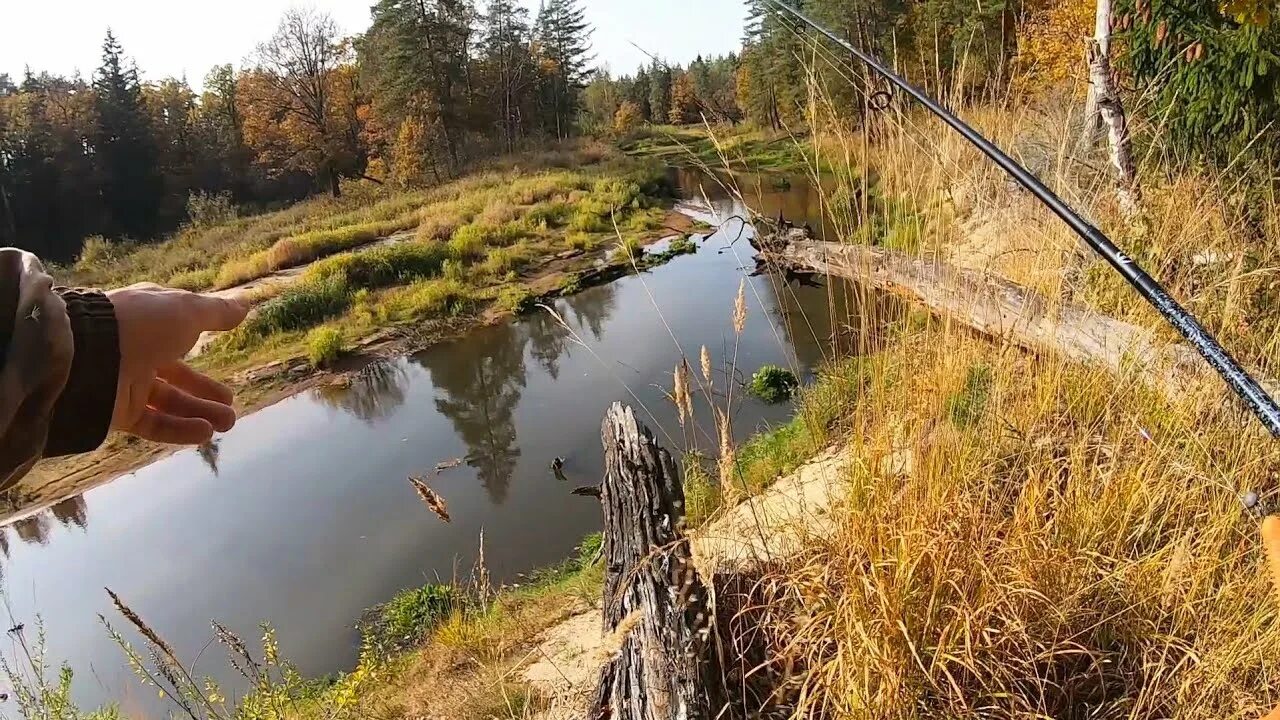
525, 284, 617, 380
415, 323, 529, 504
50, 495, 88, 530
315, 361, 410, 424
414, 284, 617, 504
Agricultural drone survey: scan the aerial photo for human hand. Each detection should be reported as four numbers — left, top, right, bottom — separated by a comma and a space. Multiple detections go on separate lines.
107, 284, 249, 445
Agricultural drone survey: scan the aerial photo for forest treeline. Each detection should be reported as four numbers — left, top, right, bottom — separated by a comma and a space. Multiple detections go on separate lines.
4, 0, 1278, 261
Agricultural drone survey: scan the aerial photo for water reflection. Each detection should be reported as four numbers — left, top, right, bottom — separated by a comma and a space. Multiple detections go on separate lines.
50, 496, 88, 530
13, 514, 51, 546
315, 361, 410, 424
415, 324, 529, 504
197, 440, 221, 476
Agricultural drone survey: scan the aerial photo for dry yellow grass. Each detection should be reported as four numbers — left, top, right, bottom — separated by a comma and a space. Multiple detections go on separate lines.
685, 67, 1280, 718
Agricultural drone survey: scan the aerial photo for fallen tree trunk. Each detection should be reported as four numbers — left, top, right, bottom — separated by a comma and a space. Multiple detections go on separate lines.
753, 225, 1277, 407
587, 403, 722, 720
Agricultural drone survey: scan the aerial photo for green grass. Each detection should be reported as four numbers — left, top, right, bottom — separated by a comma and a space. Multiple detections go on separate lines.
620, 124, 817, 172
364, 583, 458, 654
306, 327, 345, 369
748, 364, 800, 403
945, 363, 993, 428
235, 275, 353, 342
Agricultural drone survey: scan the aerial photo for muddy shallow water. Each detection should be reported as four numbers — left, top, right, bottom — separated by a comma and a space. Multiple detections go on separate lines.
0, 170, 896, 714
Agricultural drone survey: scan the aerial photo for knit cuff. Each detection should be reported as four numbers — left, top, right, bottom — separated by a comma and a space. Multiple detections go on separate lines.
45, 290, 119, 456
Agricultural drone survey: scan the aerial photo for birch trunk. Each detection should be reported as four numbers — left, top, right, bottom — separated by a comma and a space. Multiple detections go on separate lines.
1082, 0, 1141, 216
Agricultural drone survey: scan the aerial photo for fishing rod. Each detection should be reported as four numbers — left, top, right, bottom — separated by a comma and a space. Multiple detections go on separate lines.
762, 0, 1280, 438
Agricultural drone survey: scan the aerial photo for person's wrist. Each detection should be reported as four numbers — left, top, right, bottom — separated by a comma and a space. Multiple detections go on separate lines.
45, 289, 121, 456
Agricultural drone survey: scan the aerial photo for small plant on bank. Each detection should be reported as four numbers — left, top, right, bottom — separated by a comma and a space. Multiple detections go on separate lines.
498, 286, 537, 315
749, 364, 800, 403
306, 327, 345, 368
366, 583, 457, 653
619, 235, 645, 260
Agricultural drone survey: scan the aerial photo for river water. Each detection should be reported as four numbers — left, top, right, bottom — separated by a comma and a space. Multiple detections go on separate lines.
0, 170, 894, 715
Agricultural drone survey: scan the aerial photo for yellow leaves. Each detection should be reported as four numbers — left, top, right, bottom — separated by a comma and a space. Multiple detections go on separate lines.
1011, 0, 1096, 95
1220, 0, 1273, 26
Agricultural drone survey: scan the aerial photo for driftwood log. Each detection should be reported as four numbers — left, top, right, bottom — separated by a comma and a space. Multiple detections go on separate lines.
587, 403, 722, 720
752, 222, 1278, 409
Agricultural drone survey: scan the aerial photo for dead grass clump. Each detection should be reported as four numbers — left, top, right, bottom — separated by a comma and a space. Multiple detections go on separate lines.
746, 324, 1280, 718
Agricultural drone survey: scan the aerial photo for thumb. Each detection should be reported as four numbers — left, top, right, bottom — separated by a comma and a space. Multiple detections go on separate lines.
190, 293, 250, 332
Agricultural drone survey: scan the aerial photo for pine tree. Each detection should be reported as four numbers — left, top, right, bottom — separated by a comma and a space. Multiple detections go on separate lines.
480, 0, 534, 150
648, 62, 672, 126
535, 0, 592, 138
93, 30, 161, 239
365, 0, 474, 173
629, 66, 653, 121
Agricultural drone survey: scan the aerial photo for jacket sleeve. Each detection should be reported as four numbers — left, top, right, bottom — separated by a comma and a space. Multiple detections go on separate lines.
0, 249, 120, 491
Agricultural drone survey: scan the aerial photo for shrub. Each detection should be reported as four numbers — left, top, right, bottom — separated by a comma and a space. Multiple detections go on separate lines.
683, 459, 721, 526
366, 584, 456, 653
386, 278, 475, 319
619, 235, 645, 259
441, 258, 466, 283
166, 266, 218, 291
524, 201, 571, 229
565, 232, 596, 251
186, 190, 237, 228
75, 236, 135, 270
448, 227, 487, 262
417, 212, 462, 242
309, 242, 449, 290
240, 275, 351, 338
569, 207, 609, 233
945, 363, 993, 428
306, 327, 345, 368
749, 365, 800, 403
478, 200, 522, 225
482, 246, 532, 277
497, 286, 536, 314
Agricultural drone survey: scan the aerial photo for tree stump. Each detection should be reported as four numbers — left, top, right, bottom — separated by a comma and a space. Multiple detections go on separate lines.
587, 403, 722, 720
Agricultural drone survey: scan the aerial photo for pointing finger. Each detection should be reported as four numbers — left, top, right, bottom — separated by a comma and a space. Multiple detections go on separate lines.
190, 293, 250, 332
158, 362, 234, 406
148, 381, 236, 432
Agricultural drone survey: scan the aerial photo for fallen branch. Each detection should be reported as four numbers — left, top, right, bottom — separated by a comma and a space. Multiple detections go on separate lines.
753, 224, 1276, 407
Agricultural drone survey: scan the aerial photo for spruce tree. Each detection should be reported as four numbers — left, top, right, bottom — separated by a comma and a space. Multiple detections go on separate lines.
93, 30, 161, 239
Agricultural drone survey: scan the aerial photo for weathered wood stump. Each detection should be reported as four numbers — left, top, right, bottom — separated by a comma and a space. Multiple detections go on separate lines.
587, 403, 722, 720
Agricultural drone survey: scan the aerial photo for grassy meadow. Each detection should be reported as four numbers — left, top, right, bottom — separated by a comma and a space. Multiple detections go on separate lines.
60, 142, 684, 380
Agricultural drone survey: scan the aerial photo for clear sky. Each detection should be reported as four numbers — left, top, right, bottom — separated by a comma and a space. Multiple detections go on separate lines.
1, 0, 748, 89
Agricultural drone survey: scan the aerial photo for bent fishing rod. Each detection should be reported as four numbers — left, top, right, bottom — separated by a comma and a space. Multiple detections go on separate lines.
762, 0, 1280, 438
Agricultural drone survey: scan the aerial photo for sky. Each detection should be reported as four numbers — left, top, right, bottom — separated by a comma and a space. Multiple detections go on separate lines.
1, 0, 748, 90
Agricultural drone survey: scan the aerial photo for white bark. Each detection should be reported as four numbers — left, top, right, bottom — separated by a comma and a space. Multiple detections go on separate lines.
1083, 0, 1141, 217
1079, 0, 1111, 148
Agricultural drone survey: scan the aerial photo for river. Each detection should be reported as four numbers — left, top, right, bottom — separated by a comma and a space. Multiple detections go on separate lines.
0, 169, 895, 715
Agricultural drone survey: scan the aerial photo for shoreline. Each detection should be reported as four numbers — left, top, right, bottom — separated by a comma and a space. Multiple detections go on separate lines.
6, 209, 703, 527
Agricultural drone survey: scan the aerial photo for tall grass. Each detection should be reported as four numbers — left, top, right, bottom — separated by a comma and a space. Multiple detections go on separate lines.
666, 50, 1280, 719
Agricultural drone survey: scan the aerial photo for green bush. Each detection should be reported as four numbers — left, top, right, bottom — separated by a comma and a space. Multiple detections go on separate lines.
482, 245, 532, 277
387, 278, 476, 319
309, 242, 449, 289
241, 275, 352, 338
749, 365, 800, 403
306, 327, 345, 368
524, 201, 571, 229
75, 236, 136, 270
166, 266, 218, 291
366, 584, 457, 652
498, 286, 536, 314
